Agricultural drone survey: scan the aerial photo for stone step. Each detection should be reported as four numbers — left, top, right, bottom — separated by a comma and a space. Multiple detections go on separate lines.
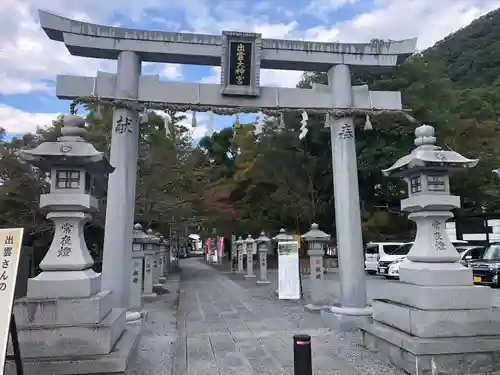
362, 319, 500, 375
5, 320, 142, 375
14, 290, 113, 327
17, 308, 125, 358
373, 299, 500, 338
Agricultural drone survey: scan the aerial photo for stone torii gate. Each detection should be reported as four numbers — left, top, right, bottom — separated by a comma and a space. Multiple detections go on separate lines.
38, 10, 416, 323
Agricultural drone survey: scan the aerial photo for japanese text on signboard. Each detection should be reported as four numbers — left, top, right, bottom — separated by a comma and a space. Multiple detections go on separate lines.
229, 41, 252, 86
0, 228, 23, 375
0, 235, 13, 292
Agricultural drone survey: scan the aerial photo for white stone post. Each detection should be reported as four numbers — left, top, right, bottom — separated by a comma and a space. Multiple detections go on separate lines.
244, 235, 256, 279
302, 223, 331, 309
328, 64, 367, 309
142, 234, 157, 300
236, 237, 244, 272
102, 51, 142, 310
273, 229, 294, 295
129, 223, 146, 322
256, 232, 271, 284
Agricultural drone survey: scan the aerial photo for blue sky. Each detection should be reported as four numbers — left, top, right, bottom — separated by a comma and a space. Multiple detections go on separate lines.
1, 0, 499, 142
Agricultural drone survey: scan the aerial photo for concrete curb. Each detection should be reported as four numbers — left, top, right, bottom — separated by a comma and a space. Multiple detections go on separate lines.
170, 268, 186, 375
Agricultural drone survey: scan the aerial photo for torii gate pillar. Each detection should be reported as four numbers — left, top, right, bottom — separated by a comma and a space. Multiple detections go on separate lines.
101, 51, 142, 315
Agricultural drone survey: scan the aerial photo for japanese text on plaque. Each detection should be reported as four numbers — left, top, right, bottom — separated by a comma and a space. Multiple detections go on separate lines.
229, 41, 252, 86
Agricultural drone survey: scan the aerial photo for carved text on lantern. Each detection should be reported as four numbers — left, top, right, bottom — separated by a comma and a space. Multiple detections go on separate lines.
432, 220, 446, 251
57, 222, 73, 257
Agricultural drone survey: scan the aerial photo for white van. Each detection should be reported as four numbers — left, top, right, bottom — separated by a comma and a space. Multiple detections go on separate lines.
365, 242, 405, 274
379, 240, 468, 278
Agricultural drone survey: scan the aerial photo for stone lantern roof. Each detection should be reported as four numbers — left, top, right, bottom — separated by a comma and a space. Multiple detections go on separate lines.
301, 223, 330, 242
133, 223, 150, 244
257, 232, 270, 244
382, 124, 478, 177
18, 115, 114, 175
273, 228, 294, 242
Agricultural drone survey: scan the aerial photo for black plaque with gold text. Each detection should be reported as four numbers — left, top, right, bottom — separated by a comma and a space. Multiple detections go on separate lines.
228, 41, 252, 86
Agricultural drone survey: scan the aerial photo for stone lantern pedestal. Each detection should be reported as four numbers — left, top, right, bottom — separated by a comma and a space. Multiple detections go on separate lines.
302, 223, 330, 310
8, 116, 140, 375
256, 232, 271, 284
361, 125, 500, 374
244, 235, 256, 279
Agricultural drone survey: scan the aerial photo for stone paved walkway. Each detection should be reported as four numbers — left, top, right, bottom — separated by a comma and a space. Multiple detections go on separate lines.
173, 259, 404, 375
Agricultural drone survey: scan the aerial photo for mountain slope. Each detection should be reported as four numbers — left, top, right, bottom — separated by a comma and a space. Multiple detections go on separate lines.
424, 7, 500, 88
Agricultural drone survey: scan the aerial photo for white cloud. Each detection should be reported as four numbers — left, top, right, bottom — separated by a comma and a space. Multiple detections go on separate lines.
305, 0, 358, 15
0, 104, 58, 133
316, 0, 500, 50
2, 0, 500, 134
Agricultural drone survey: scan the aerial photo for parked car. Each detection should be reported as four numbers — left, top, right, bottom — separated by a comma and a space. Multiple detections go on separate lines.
471, 242, 500, 287
364, 242, 405, 274
387, 244, 484, 279
378, 240, 468, 278
457, 245, 485, 267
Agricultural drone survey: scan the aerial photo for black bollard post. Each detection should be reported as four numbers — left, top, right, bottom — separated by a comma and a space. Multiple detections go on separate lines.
293, 334, 312, 375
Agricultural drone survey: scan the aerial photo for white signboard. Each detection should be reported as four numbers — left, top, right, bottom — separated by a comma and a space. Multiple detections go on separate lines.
0, 228, 24, 375
277, 241, 300, 300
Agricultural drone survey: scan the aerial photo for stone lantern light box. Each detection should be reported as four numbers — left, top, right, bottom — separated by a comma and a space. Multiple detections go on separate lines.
383, 125, 477, 215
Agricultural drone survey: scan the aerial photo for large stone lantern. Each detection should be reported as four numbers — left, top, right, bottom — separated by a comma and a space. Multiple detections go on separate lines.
360, 125, 500, 374
302, 223, 330, 307
20, 116, 114, 298
10, 116, 140, 374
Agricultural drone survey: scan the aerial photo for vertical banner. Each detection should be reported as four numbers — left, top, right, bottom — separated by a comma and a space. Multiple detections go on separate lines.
277, 241, 300, 300
216, 237, 224, 263
0, 228, 24, 375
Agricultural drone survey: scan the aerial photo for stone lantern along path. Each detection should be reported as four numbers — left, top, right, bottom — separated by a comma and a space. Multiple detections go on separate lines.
256, 232, 271, 284
142, 230, 159, 300
129, 223, 149, 322
302, 223, 331, 310
10, 115, 140, 375
236, 236, 245, 273
360, 125, 500, 374
272, 229, 294, 296
244, 235, 256, 279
